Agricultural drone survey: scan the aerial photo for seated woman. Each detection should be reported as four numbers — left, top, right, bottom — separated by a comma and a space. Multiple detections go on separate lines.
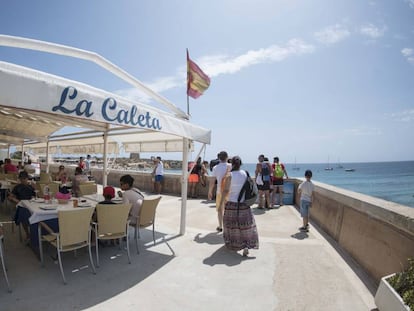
55, 165, 68, 183
71, 167, 88, 197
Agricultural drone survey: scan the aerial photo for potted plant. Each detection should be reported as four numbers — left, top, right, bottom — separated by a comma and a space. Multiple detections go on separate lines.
375, 258, 414, 311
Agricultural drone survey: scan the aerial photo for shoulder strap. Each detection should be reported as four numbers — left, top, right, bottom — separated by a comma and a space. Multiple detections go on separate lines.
238, 171, 249, 202
132, 188, 144, 198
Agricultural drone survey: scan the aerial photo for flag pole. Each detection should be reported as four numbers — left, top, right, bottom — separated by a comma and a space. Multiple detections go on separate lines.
186, 48, 190, 117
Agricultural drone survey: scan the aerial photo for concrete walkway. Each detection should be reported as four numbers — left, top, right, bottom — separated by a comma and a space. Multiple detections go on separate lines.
0, 193, 377, 310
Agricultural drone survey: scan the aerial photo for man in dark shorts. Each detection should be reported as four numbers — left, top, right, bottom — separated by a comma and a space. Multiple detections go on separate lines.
272, 157, 288, 206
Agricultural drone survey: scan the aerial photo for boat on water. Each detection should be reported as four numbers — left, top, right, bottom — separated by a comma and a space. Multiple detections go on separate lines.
345, 168, 355, 172
325, 156, 333, 170
292, 157, 300, 170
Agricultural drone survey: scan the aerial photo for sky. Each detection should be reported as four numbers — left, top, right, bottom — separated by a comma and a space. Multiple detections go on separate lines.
1, 0, 414, 164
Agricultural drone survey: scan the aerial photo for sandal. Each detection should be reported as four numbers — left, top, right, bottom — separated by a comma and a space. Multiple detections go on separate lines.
242, 248, 249, 257
216, 227, 223, 232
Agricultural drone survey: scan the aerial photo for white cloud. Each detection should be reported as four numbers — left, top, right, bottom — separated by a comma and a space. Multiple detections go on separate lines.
401, 48, 414, 64
405, 0, 414, 9
115, 39, 315, 103
390, 109, 414, 122
314, 24, 351, 45
343, 127, 382, 136
360, 23, 386, 39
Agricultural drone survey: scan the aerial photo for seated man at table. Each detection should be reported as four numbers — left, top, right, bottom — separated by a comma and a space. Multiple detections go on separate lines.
71, 167, 88, 197
118, 175, 144, 225
7, 171, 35, 242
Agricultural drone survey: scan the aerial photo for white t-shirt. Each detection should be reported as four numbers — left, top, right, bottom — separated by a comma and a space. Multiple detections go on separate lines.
212, 162, 231, 194
155, 161, 164, 175
122, 188, 144, 223
228, 170, 248, 203
298, 180, 314, 202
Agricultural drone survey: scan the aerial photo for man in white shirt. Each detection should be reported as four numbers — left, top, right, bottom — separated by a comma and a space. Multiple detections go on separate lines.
118, 174, 144, 225
211, 151, 231, 232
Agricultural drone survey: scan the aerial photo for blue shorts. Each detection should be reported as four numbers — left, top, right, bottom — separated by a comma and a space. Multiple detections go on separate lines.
154, 175, 163, 182
300, 200, 311, 217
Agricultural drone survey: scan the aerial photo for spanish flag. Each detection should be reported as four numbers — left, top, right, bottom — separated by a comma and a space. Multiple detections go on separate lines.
187, 49, 211, 99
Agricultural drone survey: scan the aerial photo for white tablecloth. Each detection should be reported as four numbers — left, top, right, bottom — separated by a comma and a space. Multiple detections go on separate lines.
20, 198, 96, 224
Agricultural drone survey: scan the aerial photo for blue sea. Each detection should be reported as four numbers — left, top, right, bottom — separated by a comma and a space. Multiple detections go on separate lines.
236, 161, 414, 208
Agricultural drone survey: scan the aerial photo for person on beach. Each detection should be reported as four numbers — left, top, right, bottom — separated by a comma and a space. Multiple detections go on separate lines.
255, 154, 272, 209
188, 157, 202, 198
220, 156, 259, 257
298, 170, 314, 232
8, 171, 35, 242
118, 174, 144, 225
152, 156, 164, 194
212, 151, 231, 232
271, 156, 289, 206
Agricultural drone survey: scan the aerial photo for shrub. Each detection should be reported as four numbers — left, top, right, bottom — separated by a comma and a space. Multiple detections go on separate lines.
388, 258, 414, 310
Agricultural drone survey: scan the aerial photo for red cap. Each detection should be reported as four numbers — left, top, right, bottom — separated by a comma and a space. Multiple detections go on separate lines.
103, 186, 115, 198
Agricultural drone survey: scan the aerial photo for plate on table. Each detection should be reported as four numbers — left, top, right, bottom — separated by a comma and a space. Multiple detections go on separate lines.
78, 203, 92, 208
39, 205, 58, 210
33, 198, 45, 203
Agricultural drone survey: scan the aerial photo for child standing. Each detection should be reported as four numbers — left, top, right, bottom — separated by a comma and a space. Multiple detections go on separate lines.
298, 170, 315, 232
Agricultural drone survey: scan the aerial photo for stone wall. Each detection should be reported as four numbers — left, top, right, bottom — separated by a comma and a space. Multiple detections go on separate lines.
293, 179, 414, 285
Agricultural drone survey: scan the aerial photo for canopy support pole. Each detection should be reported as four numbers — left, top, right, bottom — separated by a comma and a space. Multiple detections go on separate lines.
45, 140, 50, 173
103, 128, 109, 187
180, 138, 190, 235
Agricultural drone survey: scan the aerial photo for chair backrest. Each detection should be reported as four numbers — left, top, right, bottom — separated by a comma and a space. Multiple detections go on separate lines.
38, 183, 59, 198
79, 183, 97, 196
139, 196, 162, 228
5, 173, 17, 181
58, 207, 95, 248
95, 203, 132, 236
39, 172, 52, 183
0, 173, 6, 180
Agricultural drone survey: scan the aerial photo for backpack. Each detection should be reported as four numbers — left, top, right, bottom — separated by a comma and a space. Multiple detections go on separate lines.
238, 171, 258, 206
261, 163, 271, 182
274, 163, 284, 178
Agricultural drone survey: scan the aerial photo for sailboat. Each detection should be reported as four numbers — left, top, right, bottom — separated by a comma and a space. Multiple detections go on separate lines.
292, 157, 300, 170
325, 157, 333, 171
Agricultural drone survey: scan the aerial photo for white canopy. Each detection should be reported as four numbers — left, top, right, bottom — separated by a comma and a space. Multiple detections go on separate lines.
0, 35, 210, 234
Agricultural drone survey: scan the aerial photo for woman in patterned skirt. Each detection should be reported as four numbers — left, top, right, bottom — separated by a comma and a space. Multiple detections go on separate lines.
219, 156, 259, 257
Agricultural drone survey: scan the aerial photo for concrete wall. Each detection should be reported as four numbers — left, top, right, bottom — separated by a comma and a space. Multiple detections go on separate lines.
46, 164, 414, 284
293, 179, 414, 285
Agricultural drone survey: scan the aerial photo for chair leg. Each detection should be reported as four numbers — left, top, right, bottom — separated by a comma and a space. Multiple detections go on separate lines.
95, 230, 99, 268
152, 223, 155, 246
88, 243, 96, 275
57, 249, 67, 284
126, 227, 131, 264
134, 226, 139, 254
38, 224, 44, 266
0, 238, 12, 292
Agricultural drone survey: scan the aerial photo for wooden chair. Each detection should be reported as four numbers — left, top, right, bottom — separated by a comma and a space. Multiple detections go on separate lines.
38, 183, 59, 198
92, 203, 132, 267
0, 224, 12, 292
130, 196, 161, 254
38, 207, 96, 284
79, 183, 97, 196
5, 173, 17, 181
39, 172, 52, 183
